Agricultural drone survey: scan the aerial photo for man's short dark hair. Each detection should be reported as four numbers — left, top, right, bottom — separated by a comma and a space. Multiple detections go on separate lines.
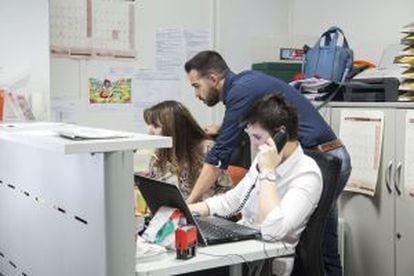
242, 94, 299, 140
184, 50, 229, 78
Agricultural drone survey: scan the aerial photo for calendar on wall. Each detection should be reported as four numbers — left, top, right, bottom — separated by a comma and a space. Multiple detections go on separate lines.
50, 0, 136, 59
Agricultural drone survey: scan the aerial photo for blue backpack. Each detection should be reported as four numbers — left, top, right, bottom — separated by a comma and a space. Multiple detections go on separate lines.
303, 26, 353, 82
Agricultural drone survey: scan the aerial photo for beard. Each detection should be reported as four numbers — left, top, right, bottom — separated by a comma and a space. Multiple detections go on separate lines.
203, 87, 220, 107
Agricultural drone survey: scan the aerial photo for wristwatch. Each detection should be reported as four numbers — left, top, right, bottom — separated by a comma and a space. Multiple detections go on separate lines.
258, 171, 277, 182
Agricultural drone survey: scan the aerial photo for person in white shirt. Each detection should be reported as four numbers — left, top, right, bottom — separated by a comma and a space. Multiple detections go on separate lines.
190, 94, 322, 276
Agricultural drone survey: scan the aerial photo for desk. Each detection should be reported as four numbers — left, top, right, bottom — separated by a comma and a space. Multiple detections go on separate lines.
135, 240, 294, 276
0, 122, 171, 276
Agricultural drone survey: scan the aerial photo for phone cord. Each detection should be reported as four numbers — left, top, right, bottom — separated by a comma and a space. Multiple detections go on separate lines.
217, 176, 258, 219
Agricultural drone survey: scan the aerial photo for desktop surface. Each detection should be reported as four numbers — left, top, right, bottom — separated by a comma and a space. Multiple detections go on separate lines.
135, 239, 294, 276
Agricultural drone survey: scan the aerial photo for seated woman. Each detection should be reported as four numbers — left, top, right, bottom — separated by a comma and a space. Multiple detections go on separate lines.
143, 100, 231, 200
190, 94, 322, 276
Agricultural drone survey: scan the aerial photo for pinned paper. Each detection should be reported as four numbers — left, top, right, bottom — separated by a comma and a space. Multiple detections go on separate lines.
339, 109, 384, 196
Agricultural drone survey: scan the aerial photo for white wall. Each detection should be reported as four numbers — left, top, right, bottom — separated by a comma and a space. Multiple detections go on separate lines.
289, 0, 414, 64
0, 0, 49, 120
50, 0, 291, 130
2, 1, 413, 127
217, 0, 289, 71
212, 0, 289, 123
50, 0, 216, 131
138, 0, 290, 126
136, 0, 216, 128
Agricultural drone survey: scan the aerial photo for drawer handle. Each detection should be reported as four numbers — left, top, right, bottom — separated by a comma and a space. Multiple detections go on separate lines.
394, 161, 402, 196
385, 161, 393, 194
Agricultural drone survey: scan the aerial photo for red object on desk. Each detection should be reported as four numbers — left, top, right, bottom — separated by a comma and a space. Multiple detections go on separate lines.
175, 225, 197, 260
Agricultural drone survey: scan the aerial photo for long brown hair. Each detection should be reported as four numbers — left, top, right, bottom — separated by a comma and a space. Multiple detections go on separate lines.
143, 100, 209, 185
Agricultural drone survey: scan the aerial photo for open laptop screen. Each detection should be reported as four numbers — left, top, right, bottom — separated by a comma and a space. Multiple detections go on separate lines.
134, 174, 206, 244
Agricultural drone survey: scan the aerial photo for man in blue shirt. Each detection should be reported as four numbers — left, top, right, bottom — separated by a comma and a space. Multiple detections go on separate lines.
184, 50, 351, 276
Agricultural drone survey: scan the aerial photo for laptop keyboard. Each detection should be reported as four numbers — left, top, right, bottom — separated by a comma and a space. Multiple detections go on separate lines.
195, 218, 239, 239
195, 216, 259, 240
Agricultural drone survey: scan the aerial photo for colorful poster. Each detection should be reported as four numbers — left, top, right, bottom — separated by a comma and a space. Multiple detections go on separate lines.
89, 78, 132, 104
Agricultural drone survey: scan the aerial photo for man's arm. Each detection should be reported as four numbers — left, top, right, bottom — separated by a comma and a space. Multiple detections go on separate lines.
186, 163, 221, 204
188, 84, 250, 203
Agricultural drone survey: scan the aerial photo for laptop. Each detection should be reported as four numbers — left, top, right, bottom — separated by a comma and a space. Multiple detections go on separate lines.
135, 174, 261, 246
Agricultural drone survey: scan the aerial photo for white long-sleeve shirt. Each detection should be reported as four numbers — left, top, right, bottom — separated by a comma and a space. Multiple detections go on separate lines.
205, 145, 322, 275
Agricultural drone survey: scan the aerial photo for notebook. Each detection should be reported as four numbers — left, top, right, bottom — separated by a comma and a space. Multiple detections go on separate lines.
135, 174, 261, 246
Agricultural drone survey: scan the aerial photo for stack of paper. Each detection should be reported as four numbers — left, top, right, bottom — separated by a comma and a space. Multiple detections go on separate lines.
399, 80, 414, 91
394, 55, 414, 67
402, 68, 414, 78
58, 126, 132, 140
396, 22, 414, 98
136, 236, 168, 263
290, 77, 335, 101
401, 22, 414, 33
398, 91, 414, 101
0, 89, 35, 122
401, 45, 414, 56
401, 34, 414, 46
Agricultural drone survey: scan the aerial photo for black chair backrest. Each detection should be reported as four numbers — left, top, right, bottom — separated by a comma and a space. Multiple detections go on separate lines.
291, 150, 342, 276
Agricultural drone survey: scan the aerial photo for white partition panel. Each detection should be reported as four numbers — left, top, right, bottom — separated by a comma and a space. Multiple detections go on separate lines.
104, 150, 135, 276
0, 139, 107, 276
0, 123, 171, 276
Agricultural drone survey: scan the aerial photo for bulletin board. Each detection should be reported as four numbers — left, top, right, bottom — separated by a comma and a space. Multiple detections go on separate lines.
50, 0, 136, 59
50, 0, 215, 133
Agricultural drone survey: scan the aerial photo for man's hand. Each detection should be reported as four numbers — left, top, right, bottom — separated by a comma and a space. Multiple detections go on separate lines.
203, 124, 221, 136
257, 137, 282, 173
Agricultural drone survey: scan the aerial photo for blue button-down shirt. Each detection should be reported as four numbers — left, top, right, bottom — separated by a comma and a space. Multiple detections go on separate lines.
205, 70, 337, 169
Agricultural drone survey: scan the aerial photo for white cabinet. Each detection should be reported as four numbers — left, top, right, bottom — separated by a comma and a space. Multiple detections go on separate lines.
328, 103, 414, 276
393, 109, 414, 276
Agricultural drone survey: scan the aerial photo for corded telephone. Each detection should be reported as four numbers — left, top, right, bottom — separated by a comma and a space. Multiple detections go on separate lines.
255, 128, 287, 172
220, 129, 288, 219
272, 129, 287, 152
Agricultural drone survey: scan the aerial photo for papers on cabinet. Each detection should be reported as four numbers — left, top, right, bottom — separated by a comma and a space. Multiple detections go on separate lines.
339, 110, 384, 196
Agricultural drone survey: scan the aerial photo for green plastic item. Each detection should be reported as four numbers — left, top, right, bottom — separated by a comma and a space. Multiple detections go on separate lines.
252, 62, 302, 83
155, 219, 176, 244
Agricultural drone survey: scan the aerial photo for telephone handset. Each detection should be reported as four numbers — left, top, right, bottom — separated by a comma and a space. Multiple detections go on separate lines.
273, 129, 288, 152
255, 129, 288, 173
218, 129, 288, 220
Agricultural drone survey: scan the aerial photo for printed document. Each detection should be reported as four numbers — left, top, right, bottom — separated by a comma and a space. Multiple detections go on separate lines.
339, 109, 384, 196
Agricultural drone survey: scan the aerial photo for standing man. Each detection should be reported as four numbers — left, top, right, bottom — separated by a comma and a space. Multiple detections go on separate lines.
184, 50, 351, 276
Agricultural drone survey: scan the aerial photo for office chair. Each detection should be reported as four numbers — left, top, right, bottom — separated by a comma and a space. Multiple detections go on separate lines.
291, 150, 342, 276
227, 165, 248, 186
